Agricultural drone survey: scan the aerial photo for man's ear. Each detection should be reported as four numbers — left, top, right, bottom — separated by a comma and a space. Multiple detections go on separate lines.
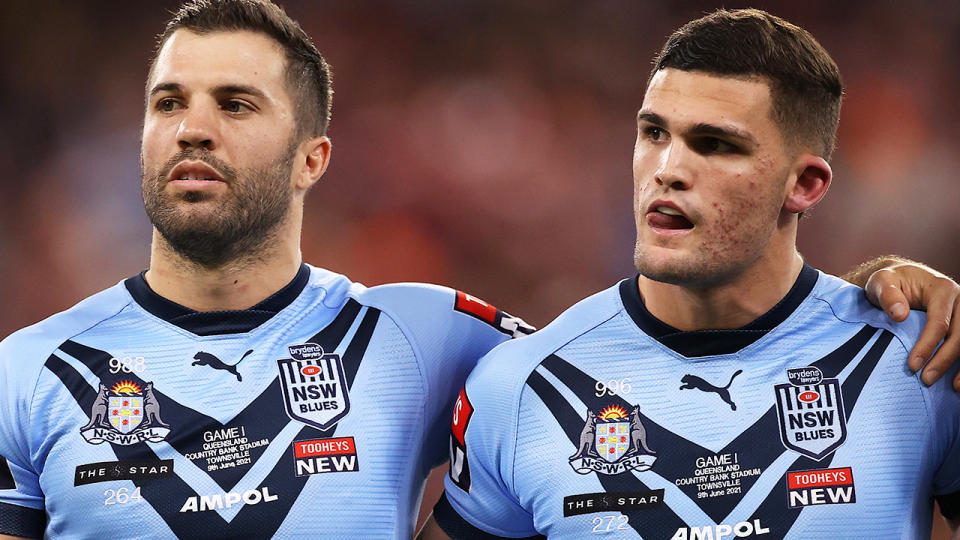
784, 154, 831, 214
294, 136, 331, 191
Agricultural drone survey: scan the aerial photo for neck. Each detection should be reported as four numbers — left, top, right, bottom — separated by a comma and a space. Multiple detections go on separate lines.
145, 216, 303, 312
638, 235, 804, 331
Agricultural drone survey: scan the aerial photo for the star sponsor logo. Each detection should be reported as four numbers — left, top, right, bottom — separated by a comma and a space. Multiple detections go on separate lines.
563, 490, 664, 516
74, 460, 174, 486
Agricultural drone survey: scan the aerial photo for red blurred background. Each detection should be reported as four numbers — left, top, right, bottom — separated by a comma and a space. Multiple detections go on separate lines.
0, 1, 957, 537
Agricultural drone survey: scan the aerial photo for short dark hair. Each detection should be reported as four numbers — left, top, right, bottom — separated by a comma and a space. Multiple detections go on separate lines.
152, 0, 332, 138
651, 9, 843, 160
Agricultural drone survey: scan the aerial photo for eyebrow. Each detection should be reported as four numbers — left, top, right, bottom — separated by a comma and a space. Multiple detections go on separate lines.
148, 82, 268, 101
637, 110, 758, 147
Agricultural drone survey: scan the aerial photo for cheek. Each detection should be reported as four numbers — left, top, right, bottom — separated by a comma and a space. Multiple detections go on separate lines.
699, 185, 771, 255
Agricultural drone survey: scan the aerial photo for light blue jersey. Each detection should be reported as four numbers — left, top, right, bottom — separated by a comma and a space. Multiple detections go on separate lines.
437, 266, 960, 539
0, 263, 532, 539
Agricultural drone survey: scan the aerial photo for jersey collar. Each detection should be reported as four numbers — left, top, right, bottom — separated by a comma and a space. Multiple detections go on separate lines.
619, 264, 819, 357
124, 263, 311, 336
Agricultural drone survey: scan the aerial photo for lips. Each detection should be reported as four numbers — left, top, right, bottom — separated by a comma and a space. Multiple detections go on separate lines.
646, 201, 693, 230
167, 161, 225, 184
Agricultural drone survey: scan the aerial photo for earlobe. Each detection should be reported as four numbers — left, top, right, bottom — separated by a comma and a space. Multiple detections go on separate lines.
295, 136, 331, 191
784, 155, 831, 214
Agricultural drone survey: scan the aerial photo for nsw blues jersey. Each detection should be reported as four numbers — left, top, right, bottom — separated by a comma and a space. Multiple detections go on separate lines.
436, 266, 960, 539
0, 263, 532, 539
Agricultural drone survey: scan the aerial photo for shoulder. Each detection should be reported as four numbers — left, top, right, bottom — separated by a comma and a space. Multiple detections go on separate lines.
304, 264, 458, 322
809, 270, 925, 352
0, 280, 134, 391
469, 281, 625, 396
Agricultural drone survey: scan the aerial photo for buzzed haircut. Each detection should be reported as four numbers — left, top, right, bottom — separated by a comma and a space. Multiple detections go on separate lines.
152, 0, 332, 138
651, 8, 843, 160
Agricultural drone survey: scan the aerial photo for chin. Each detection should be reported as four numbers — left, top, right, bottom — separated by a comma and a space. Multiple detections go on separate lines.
633, 243, 737, 287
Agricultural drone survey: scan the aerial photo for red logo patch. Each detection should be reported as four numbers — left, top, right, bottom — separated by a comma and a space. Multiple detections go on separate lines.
454, 291, 497, 324
798, 391, 819, 402
451, 387, 474, 446
301, 365, 321, 376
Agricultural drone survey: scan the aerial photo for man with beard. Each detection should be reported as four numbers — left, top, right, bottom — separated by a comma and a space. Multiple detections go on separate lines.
420, 9, 959, 540
0, 2, 956, 539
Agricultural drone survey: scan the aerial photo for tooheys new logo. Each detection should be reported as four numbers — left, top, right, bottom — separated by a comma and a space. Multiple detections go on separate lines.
277, 343, 350, 430
774, 367, 847, 460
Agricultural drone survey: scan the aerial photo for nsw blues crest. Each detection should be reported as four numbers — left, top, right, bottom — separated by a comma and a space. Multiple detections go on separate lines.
569, 404, 656, 475
775, 367, 847, 460
277, 343, 350, 430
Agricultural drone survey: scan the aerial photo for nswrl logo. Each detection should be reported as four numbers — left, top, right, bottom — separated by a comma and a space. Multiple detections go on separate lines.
569, 404, 656, 475
80, 381, 170, 446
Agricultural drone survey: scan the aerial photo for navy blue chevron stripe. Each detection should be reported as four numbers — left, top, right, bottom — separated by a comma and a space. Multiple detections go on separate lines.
746, 330, 893, 536
526, 370, 687, 538
55, 341, 283, 489
540, 325, 879, 523
235, 306, 380, 538
44, 299, 376, 537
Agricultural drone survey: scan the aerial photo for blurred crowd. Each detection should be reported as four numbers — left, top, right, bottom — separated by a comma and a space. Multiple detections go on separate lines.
1, 1, 957, 536
1, 1, 958, 333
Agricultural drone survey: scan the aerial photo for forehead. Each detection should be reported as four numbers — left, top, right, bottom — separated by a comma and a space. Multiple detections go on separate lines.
642, 69, 777, 137
149, 29, 288, 93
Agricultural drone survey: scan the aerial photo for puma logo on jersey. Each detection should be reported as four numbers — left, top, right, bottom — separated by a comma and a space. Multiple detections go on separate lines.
192, 350, 253, 381
679, 370, 742, 411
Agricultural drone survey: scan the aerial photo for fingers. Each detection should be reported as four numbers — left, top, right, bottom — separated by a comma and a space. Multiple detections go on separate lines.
865, 268, 910, 321
919, 297, 960, 388
908, 282, 955, 374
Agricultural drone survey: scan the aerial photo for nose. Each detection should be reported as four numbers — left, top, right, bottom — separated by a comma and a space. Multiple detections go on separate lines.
654, 141, 692, 191
176, 101, 218, 151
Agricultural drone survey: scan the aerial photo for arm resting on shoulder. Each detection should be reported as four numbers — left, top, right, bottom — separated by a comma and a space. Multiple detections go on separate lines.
842, 255, 960, 389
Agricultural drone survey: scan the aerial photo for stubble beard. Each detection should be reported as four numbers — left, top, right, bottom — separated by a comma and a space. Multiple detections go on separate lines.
141, 144, 297, 269
633, 242, 750, 288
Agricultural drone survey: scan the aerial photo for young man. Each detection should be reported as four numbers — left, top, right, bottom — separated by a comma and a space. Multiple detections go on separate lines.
421, 9, 960, 540
0, 2, 954, 539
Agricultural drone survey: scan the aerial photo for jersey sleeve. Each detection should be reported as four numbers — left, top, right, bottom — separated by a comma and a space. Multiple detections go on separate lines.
434, 352, 543, 539
927, 361, 960, 520
0, 333, 47, 538
367, 284, 534, 474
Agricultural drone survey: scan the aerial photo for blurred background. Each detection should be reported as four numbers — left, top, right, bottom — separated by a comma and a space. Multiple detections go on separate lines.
1, 1, 957, 537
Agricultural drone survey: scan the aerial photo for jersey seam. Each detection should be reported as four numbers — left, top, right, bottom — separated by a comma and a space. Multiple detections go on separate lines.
357, 297, 432, 479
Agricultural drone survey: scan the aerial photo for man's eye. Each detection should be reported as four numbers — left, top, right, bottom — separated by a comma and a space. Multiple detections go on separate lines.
222, 100, 251, 114
696, 137, 737, 154
157, 98, 180, 113
644, 126, 666, 141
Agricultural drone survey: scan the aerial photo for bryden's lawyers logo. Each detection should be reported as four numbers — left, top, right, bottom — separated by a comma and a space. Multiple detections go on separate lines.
80, 381, 170, 445
277, 343, 350, 430
569, 404, 656, 475
774, 367, 847, 460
